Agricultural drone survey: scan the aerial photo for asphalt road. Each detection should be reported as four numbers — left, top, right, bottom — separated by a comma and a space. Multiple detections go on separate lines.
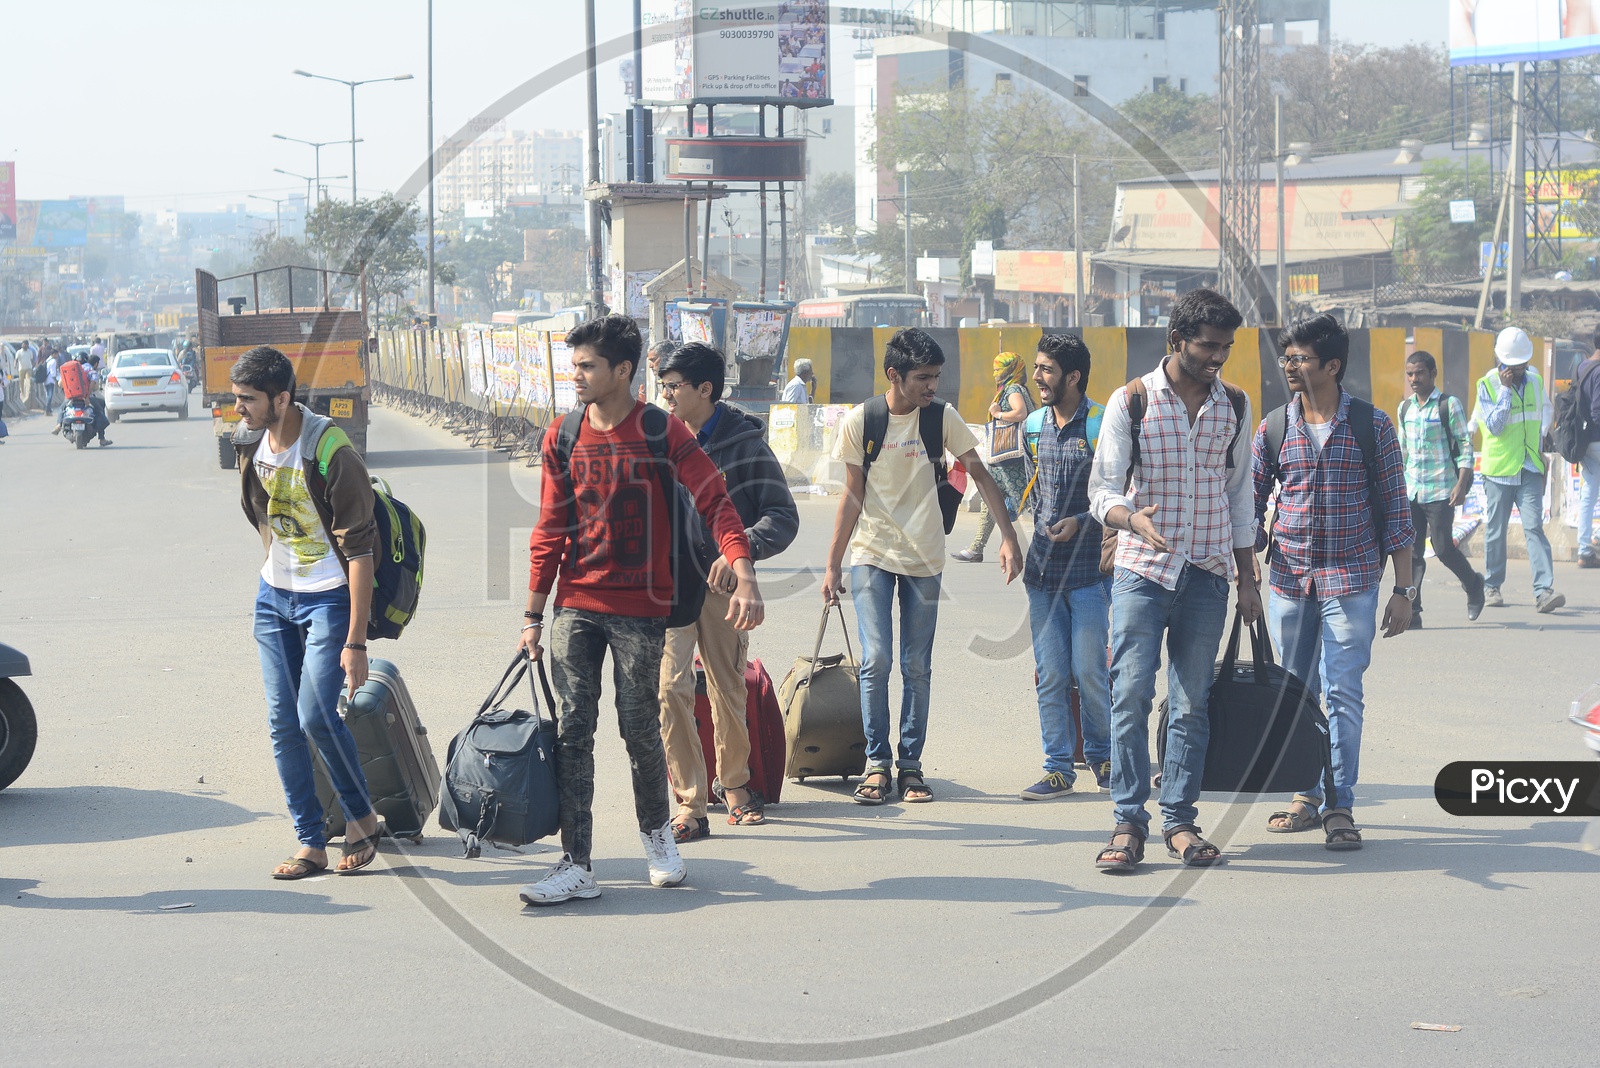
3, 395, 1597, 1067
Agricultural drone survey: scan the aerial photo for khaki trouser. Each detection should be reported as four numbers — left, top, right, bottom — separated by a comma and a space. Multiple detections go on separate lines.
659, 588, 751, 819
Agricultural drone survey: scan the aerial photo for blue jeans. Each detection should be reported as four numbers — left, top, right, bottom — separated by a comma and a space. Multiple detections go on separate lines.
253, 578, 371, 849
1107, 565, 1230, 836
1579, 442, 1600, 558
851, 565, 941, 771
1026, 578, 1112, 779
1267, 585, 1380, 814
1482, 469, 1554, 595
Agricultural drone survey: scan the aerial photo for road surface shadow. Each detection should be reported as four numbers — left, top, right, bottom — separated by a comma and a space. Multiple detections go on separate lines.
0, 786, 271, 847
0, 878, 366, 916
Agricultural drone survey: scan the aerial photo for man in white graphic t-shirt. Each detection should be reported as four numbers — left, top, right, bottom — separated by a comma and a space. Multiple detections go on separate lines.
230, 346, 383, 880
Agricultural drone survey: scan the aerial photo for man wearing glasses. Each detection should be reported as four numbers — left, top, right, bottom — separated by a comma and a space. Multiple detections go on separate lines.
1253, 314, 1415, 851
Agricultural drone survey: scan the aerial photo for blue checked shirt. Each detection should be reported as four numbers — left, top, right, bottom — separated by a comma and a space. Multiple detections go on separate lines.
1023, 396, 1105, 593
1397, 389, 1472, 504
1252, 391, 1415, 599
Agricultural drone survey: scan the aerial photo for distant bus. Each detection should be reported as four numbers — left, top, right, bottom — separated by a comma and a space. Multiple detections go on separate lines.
794, 294, 927, 330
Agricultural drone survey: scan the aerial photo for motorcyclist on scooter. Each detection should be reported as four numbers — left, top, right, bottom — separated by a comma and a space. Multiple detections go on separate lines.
54, 354, 111, 446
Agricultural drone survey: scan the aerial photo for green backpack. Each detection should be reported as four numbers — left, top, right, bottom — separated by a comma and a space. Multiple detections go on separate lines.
314, 428, 426, 640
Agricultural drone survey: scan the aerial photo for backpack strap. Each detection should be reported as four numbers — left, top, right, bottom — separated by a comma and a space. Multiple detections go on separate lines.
1345, 396, 1386, 547
1436, 392, 1460, 468
552, 406, 586, 471
859, 394, 890, 479
315, 426, 354, 478
1220, 383, 1248, 470
919, 399, 950, 484
1263, 403, 1289, 486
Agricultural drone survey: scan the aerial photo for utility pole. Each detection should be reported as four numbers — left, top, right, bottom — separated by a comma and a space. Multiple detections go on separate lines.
632, 0, 648, 182
1275, 94, 1286, 326
1507, 61, 1526, 316
427, 0, 436, 325
902, 172, 912, 293
1072, 154, 1084, 329
584, 0, 606, 315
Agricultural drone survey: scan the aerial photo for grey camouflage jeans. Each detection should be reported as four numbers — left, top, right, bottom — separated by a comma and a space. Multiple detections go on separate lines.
548, 607, 671, 866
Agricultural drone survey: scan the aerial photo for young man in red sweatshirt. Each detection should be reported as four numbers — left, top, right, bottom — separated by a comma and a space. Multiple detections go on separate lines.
517, 314, 764, 905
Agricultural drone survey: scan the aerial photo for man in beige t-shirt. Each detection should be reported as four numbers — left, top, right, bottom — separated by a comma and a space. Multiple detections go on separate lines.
823, 328, 1022, 805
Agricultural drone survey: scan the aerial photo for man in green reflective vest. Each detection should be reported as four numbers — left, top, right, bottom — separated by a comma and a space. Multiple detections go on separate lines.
1471, 327, 1563, 613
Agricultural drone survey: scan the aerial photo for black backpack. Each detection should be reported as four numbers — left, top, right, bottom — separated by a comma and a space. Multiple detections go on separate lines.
32, 361, 47, 385
860, 395, 963, 534
1550, 361, 1598, 465
1261, 395, 1385, 547
551, 403, 712, 629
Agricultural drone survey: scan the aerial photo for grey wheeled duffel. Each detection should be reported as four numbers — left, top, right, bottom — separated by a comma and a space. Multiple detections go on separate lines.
779, 605, 867, 782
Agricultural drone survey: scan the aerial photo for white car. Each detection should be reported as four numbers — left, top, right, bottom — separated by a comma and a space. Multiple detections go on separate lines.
105, 348, 189, 420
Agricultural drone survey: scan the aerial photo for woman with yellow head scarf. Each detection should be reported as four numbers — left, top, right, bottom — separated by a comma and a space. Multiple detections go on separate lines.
954, 351, 1035, 562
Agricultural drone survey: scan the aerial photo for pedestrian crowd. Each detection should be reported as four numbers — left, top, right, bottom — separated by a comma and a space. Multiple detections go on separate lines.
229, 291, 1600, 904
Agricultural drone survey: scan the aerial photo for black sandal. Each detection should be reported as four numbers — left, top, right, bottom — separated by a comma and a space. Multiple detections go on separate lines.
1266, 797, 1323, 833
897, 769, 933, 803
1095, 823, 1146, 872
1163, 824, 1222, 867
336, 832, 382, 875
271, 855, 327, 880
853, 768, 892, 805
1322, 808, 1363, 851
671, 816, 710, 843
712, 781, 767, 826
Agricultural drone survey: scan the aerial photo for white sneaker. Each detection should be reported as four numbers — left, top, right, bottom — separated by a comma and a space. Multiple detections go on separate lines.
641, 823, 687, 887
518, 855, 600, 906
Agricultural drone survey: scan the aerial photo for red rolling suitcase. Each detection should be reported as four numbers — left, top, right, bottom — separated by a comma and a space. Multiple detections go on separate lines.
694, 658, 785, 805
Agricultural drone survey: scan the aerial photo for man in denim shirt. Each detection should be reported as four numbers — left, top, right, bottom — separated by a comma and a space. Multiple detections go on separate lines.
1018, 334, 1111, 800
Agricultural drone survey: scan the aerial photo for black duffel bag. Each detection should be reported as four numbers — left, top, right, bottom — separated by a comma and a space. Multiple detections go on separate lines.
1158, 612, 1336, 799
439, 652, 561, 858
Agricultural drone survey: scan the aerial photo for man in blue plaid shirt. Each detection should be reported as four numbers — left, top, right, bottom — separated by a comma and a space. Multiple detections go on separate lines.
1252, 314, 1415, 851
1398, 350, 1484, 625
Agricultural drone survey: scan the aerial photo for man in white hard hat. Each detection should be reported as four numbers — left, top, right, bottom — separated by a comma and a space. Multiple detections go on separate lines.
1471, 327, 1563, 613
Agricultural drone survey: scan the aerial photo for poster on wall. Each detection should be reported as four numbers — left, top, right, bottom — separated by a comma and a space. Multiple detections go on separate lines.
0, 162, 15, 243
731, 302, 791, 363
517, 322, 552, 413
491, 327, 520, 403
680, 306, 718, 347
641, 0, 830, 102
666, 301, 683, 341
465, 328, 488, 399
549, 331, 577, 412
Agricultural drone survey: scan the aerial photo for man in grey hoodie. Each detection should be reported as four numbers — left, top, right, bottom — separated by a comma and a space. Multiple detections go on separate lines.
656, 341, 800, 839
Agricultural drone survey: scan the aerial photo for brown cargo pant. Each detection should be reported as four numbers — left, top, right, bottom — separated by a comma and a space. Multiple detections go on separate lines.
658, 589, 751, 820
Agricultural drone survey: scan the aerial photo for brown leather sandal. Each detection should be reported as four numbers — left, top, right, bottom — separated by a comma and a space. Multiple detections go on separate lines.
1095, 823, 1146, 872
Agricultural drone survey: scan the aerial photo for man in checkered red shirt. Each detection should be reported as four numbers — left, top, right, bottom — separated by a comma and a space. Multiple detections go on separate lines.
1088, 288, 1263, 872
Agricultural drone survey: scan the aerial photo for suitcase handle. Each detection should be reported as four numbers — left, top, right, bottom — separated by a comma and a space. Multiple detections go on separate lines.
1219, 611, 1277, 677
803, 603, 857, 691
478, 651, 558, 725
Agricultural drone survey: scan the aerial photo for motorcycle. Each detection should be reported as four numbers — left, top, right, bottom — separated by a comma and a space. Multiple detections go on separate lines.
0, 642, 36, 792
63, 398, 94, 449
1570, 683, 1600, 852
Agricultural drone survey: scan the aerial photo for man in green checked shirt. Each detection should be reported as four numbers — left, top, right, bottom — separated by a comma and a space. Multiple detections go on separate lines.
1399, 350, 1486, 626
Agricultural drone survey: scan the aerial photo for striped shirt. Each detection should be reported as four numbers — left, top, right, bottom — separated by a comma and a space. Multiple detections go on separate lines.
1088, 361, 1257, 590
1398, 389, 1473, 504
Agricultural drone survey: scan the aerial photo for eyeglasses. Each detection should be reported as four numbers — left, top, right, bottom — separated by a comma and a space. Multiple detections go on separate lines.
659, 381, 687, 394
1276, 354, 1318, 368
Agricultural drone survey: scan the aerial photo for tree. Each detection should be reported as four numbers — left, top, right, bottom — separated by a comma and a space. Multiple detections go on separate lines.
305, 196, 428, 323
1119, 86, 1217, 165
1394, 157, 1494, 274
805, 171, 856, 235
440, 208, 526, 316
1262, 42, 1451, 155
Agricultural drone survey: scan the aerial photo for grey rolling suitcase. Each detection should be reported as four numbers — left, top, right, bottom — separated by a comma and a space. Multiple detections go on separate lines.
313, 658, 441, 843
779, 605, 867, 781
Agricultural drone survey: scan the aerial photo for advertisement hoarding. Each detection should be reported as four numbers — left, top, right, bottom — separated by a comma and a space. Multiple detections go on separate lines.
35, 199, 89, 247
643, 1, 830, 103
0, 162, 15, 243
1449, 1, 1600, 66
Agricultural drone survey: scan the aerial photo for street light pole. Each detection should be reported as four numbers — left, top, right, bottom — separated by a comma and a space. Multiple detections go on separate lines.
273, 135, 362, 204
427, 0, 436, 324
292, 69, 413, 202
248, 194, 286, 238
584, 0, 605, 314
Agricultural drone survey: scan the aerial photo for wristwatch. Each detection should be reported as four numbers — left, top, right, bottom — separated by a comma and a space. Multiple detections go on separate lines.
1393, 585, 1418, 601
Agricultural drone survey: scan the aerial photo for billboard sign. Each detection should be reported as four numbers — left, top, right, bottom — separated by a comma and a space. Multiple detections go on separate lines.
1449, 1, 1600, 66
0, 162, 15, 243
643, 1, 830, 104
35, 199, 89, 247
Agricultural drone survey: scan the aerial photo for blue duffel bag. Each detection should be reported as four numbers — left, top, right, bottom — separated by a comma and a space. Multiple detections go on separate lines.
439, 652, 560, 858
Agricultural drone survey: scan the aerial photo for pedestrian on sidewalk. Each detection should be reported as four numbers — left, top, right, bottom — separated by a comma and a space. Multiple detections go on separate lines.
1573, 335, 1600, 569
1471, 327, 1563, 612
1398, 349, 1482, 623
823, 328, 1022, 805
1017, 333, 1111, 801
1088, 288, 1261, 872
518, 315, 764, 906
229, 346, 382, 879
1255, 314, 1416, 851
781, 358, 815, 404
656, 341, 799, 841
953, 351, 1034, 563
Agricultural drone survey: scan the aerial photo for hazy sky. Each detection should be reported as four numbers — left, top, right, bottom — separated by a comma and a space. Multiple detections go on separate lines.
2, 1, 1446, 214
